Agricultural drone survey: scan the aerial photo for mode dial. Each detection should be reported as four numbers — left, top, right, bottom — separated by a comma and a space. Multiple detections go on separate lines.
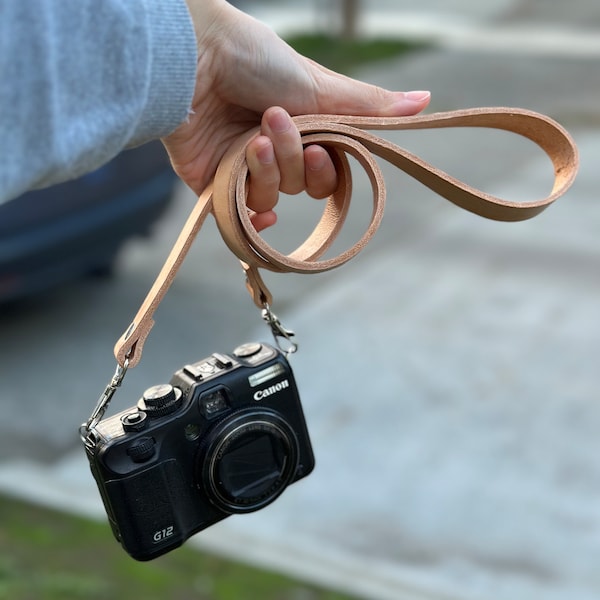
138, 384, 183, 418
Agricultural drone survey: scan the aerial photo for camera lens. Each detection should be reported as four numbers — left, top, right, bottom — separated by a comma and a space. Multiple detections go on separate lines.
199, 409, 299, 514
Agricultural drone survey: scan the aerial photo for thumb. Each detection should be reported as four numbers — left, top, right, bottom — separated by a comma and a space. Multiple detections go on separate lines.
305, 62, 431, 117
215, 5, 430, 119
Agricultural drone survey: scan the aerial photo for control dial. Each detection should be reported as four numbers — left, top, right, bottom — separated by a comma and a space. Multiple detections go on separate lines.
137, 384, 183, 418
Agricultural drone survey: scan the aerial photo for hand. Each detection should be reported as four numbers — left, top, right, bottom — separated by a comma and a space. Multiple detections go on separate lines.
164, 0, 430, 230
243, 106, 342, 231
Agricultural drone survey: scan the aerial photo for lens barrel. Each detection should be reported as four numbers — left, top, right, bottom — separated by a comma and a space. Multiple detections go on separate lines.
199, 408, 299, 513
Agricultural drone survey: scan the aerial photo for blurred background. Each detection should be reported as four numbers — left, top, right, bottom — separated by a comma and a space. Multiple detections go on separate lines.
1, 1, 599, 599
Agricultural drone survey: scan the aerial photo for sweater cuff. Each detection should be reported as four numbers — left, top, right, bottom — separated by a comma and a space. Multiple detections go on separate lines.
131, 0, 198, 145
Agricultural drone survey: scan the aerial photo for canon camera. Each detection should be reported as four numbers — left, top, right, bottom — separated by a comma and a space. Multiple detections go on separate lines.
82, 342, 314, 561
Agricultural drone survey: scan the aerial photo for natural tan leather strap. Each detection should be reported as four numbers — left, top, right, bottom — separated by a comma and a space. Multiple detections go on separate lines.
115, 107, 579, 367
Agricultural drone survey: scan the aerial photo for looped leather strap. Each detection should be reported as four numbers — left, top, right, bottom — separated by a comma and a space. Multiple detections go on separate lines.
114, 107, 578, 367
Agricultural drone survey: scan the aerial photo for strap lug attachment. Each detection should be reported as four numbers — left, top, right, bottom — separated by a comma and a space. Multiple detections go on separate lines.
262, 303, 298, 357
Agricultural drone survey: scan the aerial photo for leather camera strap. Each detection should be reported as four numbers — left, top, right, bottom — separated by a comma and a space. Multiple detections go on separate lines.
114, 107, 579, 367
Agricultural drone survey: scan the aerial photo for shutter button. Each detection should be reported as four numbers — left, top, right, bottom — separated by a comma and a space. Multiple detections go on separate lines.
121, 410, 148, 432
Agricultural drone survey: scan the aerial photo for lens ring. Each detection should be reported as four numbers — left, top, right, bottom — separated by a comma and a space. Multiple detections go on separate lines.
199, 409, 299, 514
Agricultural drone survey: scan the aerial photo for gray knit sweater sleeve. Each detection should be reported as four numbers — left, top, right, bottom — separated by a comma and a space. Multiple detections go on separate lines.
0, 0, 198, 204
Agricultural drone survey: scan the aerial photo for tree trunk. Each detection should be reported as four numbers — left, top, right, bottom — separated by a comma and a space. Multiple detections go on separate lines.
340, 0, 360, 40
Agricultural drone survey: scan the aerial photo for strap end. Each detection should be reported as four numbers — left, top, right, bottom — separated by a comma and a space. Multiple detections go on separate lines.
242, 262, 273, 308
113, 319, 155, 368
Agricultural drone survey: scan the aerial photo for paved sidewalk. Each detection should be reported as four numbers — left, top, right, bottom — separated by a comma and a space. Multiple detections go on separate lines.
1, 3, 599, 599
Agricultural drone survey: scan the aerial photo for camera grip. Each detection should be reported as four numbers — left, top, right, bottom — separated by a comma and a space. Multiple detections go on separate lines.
102, 459, 199, 561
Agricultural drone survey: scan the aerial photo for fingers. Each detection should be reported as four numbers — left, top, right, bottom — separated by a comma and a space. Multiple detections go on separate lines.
246, 108, 338, 215
260, 107, 305, 195
304, 145, 338, 199
244, 86, 430, 229
245, 135, 280, 214
249, 209, 277, 233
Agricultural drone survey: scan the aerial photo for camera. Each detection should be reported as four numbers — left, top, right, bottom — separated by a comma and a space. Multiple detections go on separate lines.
83, 342, 315, 561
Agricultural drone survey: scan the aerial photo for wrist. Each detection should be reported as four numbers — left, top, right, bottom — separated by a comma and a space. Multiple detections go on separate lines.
182, 0, 236, 103
184, 0, 230, 48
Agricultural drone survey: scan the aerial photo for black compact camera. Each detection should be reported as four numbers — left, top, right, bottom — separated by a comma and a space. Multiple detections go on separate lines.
83, 342, 314, 561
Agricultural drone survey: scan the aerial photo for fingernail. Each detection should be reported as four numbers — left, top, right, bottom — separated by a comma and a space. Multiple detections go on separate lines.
268, 108, 291, 134
403, 90, 431, 103
306, 147, 327, 171
257, 141, 275, 165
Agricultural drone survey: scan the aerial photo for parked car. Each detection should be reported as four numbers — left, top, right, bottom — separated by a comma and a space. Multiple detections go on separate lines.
0, 142, 177, 302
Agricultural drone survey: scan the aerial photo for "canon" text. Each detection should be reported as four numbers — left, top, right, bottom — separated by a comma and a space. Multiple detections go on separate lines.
253, 379, 289, 401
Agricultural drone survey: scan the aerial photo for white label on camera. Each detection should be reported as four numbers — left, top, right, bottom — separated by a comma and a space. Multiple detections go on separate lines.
153, 526, 174, 543
253, 379, 289, 401
248, 363, 286, 388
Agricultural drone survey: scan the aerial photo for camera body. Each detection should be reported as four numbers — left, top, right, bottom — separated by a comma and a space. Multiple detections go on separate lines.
83, 342, 314, 561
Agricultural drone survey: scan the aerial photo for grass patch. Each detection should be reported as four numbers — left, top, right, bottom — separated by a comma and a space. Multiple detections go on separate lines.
286, 33, 429, 73
0, 494, 353, 600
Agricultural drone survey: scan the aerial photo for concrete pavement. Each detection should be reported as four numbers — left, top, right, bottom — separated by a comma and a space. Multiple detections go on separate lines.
1, 1, 599, 599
